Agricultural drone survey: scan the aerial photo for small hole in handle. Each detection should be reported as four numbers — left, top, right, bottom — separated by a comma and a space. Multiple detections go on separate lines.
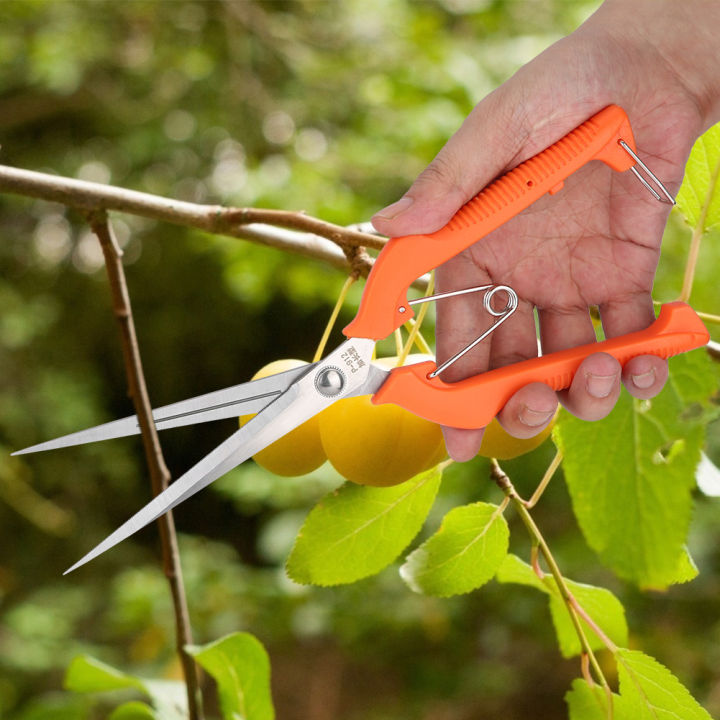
526, 180, 534, 187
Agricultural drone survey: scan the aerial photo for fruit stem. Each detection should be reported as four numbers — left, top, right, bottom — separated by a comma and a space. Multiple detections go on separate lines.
398, 271, 434, 366
696, 310, 720, 324
523, 449, 562, 508
679, 153, 720, 302
652, 301, 720, 324
530, 543, 544, 579
394, 329, 404, 357
490, 459, 614, 701
313, 274, 357, 362
403, 319, 433, 354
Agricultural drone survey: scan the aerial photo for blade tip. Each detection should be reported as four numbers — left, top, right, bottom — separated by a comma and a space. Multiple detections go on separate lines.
63, 558, 87, 575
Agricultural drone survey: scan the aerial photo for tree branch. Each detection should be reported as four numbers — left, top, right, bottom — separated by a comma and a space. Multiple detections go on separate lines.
0, 164, 435, 289
490, 459, 614, 698
0, 164, 383, 247
87, 210, 204, 720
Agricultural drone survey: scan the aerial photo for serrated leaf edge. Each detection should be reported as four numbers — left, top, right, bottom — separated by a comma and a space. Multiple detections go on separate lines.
400, 501, 508, 596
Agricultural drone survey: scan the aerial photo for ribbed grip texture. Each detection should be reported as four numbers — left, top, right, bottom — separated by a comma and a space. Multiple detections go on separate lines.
344, 105, 635, 341
447, 114, 605, 232
372, 303, 709, 428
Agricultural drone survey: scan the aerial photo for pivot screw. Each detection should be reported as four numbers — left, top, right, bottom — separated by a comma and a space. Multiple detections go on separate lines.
315, 367, 345, 397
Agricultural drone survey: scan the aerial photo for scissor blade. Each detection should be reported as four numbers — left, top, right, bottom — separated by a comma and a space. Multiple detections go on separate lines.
13, 365, 314, 456
64, 338, 379, 574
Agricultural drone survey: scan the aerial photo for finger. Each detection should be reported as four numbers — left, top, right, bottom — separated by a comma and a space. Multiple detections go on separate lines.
438, 278, 539, 456
370, 91, 529, 237
496, 382, 558, 439
442, 297, 539, 456
599, 294, 669, 399
490, 300, 560, 439
435, 255, 492, 382
538, 307, 623, 420
537, 306, 597, 354
441, 426, 486, 464
563, 352, 622, 421
435, 256, 491, 462
621, 354, 669, 399
489, 295, 538, 370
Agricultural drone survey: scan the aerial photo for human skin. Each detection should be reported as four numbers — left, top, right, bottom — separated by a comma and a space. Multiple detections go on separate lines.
371, 0, 720, 461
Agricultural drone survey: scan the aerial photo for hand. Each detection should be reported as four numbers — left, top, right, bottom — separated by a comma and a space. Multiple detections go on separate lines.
371, 0, 720, 461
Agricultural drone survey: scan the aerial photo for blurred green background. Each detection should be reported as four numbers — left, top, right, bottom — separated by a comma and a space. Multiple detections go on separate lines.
1, 1, 718, 718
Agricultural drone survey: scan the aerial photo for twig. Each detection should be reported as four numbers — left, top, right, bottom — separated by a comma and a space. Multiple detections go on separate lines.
398, 271, 435, 365
0, 163, 382, 245
568, 595, 617, 652
87, 210, 204, 720
652, 301, 720, 325
0, 457, 75, 536
679, 156, 720, 302
490, 459, 614, 705
313, 274, 357, 362
0, 164, 434, 290
696, 310, 720, 325
403, 319, 433, 354
523, 449, 562, 509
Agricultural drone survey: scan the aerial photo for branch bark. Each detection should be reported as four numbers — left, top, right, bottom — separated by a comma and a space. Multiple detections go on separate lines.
0, 164, 436, 289
0, 163, 384, 247
87, 210, 204, 720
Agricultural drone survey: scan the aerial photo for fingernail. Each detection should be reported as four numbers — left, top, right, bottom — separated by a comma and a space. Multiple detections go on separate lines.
631, 368, 655, 389
586, 372, 617, 399
519, 406, 554, 428
373, 196, 414, 220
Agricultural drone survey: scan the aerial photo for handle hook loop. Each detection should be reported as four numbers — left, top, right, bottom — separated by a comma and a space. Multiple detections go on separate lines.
407, 284, 518, 378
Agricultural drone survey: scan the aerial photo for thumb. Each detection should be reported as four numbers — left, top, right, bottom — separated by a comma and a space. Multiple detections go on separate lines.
371, 93, 529, 238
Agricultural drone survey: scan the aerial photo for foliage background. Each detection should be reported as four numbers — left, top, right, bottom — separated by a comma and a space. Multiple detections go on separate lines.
0, 1, 718, 718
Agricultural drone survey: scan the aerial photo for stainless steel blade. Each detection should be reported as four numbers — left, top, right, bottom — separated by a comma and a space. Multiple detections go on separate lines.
64, 338, 378, 573
13, 365, 315, 456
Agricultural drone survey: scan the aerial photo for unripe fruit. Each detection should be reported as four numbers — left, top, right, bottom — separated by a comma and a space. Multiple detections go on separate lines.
319, 355, 446, 487
240, 359, 326, 477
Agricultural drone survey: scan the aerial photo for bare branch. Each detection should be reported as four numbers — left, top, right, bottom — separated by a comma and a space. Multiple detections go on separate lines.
0, 163, 435, 290
0, 164, 384, 248
87, 210, 205, 720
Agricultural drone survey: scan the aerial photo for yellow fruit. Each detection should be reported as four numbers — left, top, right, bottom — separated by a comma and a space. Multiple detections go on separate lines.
318, 355, 446, 487
477, 414, 555, 460
240, 359, 326, 477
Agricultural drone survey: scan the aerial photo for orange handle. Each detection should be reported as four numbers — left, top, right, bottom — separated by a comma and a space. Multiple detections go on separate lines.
372, 303, 709, 429
344, 105, 635, 341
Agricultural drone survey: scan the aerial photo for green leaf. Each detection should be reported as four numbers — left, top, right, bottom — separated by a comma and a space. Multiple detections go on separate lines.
547, 581, 627, 659
400, 502, 509, 597
64, 655, 187, 720
286, 465, 442, 585
676, 123, 720, 231
617, 648, 712, 719
186, 632, 274, 720
565, 678, 624, 720
140, 682, 190, 720
109, 702, 158, 720
65, 655, 145, 695
673, 546, 700, 584
554, 350, 715, 589
496, 555, 628, 658
494, 552, 547, 592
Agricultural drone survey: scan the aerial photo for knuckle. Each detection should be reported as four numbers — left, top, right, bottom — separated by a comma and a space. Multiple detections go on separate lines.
416, 153, 467, 196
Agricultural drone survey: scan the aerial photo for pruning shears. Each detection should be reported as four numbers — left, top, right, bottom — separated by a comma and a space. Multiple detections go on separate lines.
14, 105, 710, 573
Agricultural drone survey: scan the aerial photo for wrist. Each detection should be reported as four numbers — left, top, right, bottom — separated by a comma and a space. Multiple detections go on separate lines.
594, 0, 720, 128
